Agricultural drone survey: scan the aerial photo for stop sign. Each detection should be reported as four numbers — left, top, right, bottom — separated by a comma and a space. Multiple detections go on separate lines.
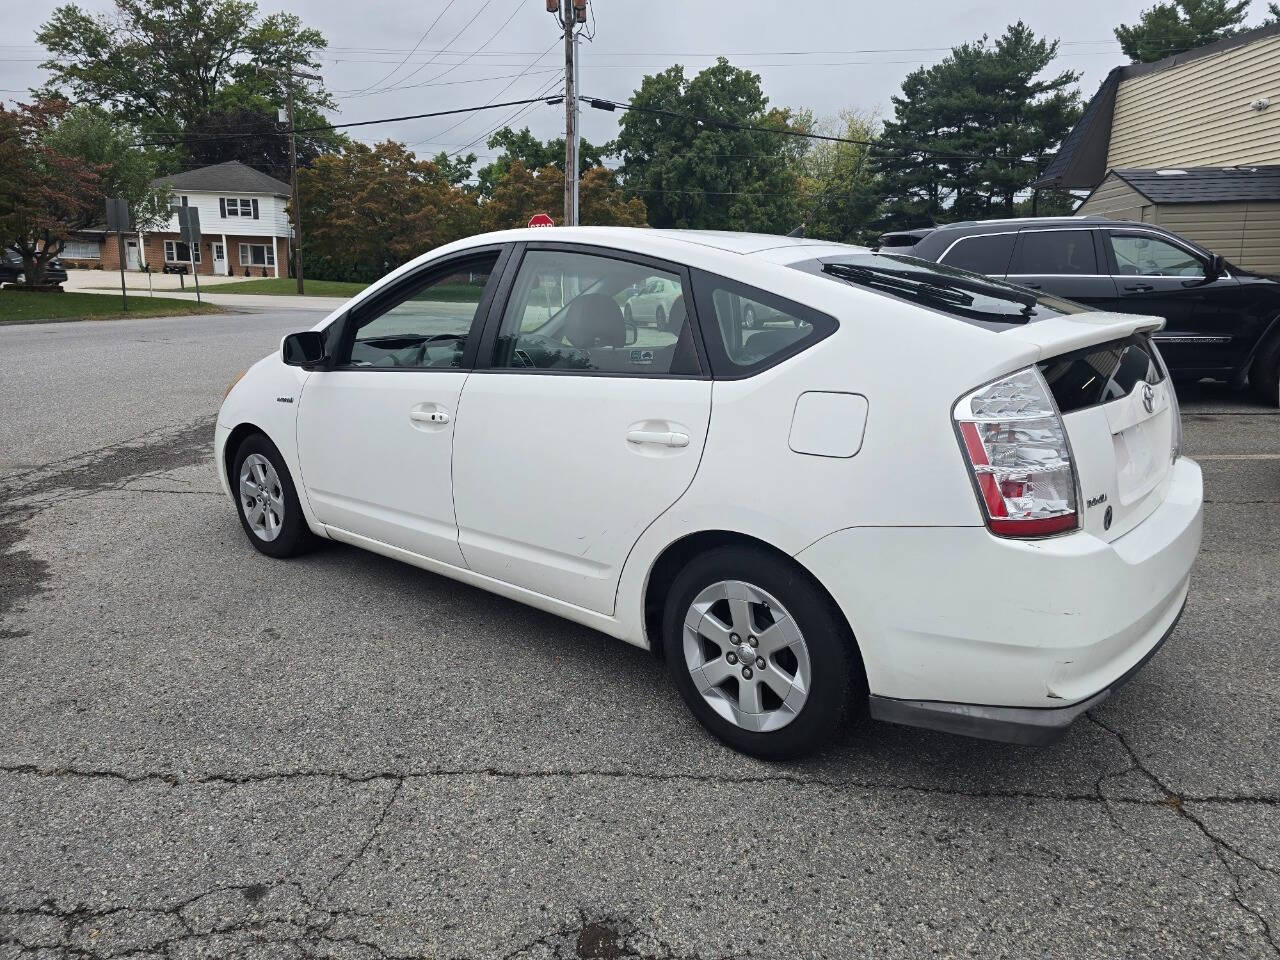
528, 213, 555, 228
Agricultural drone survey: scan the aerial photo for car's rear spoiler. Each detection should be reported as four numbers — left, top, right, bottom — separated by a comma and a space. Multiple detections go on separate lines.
1001, 311, 1166, 360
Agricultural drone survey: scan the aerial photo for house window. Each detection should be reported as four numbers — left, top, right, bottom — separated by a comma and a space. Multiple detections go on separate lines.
238, 242, 275, 267
169, 195, 188, 210
63, 240, 101, 260
221, 197, 259, 219
164, 239, 201, 263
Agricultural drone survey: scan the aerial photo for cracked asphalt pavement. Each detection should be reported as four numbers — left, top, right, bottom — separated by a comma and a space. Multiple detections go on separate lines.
1, 311, 1278, 959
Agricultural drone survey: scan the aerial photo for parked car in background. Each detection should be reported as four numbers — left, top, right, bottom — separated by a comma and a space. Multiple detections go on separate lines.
217, 227, 1202, 759
0, 248, 68, 286
882, 217, 1280, 404
622, 275, 683, 329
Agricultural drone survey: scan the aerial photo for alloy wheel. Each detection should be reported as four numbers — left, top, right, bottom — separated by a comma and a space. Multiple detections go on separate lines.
682, 579, 812, 732
239, 453, 285, 542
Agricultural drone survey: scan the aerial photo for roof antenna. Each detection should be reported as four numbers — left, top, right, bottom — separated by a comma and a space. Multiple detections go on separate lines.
786, 225, 805, 238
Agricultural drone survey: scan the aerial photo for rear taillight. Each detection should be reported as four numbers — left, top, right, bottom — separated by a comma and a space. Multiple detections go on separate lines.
1151, 339, 1182, 462
953, 366, 1078, 538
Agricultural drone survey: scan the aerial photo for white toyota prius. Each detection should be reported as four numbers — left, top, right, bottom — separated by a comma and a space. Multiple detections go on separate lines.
216, 228, 1203, 759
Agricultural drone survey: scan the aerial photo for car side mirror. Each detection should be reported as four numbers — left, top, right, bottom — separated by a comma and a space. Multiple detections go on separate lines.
282, 331, 327, 367
1183, 253, 1226, 287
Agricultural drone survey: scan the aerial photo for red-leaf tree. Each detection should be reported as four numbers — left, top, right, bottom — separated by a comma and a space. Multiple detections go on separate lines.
0, 99, 103, 286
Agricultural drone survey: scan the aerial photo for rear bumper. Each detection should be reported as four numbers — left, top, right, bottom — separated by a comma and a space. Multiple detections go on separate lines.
795, 456, 1203, 744
866, 595, 1184, 745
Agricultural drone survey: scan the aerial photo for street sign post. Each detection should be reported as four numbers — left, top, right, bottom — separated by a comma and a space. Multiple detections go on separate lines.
105, 198, 132, 311
528, 213, 555, 228
176, 206, 203, 303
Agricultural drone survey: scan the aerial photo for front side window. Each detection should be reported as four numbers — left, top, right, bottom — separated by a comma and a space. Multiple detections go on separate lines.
238, 243, 276, 267
1109, 233, 1205, 278
1013, 230, 1098, 275
341, 255, 497, 369
940, 233, 1016, 276
492, 249, 699, 375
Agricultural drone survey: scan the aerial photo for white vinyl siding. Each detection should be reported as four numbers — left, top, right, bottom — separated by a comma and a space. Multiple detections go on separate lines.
158, 191, 289, 239
1107, 33, 1280, 170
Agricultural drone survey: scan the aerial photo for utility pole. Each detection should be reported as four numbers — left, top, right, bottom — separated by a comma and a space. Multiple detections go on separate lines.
275, 66, 322, 294
550, 0, 587, 225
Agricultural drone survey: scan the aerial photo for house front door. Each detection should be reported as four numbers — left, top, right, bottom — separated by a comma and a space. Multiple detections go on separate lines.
212, 243, 228, 276
125, 239, 141, 270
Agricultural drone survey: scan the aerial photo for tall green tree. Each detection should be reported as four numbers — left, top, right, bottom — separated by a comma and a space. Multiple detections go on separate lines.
1114, 0, 1250, 62
614, 58, 807, 232
798, 109, 880, 243
470, 126, 609, 197
873, 23, 1081, 230
35, 0, 339, 171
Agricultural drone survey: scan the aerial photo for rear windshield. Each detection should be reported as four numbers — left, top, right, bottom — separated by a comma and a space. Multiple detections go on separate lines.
793, 253, 1090, 330
1039, 334, 1166, 414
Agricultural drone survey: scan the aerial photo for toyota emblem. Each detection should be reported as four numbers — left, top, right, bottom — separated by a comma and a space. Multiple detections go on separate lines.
1141, 382, 1155, 414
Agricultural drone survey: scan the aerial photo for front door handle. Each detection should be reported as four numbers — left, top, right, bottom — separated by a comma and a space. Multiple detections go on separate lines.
626, 429, 689, 448
1123, 283, 1154, 292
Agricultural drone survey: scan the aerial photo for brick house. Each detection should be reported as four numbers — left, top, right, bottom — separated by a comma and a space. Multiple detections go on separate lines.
101, 161, 293, 278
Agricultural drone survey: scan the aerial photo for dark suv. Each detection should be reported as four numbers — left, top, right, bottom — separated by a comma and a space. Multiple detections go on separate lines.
0, 248, 68, 286
881, 217, 1280, 404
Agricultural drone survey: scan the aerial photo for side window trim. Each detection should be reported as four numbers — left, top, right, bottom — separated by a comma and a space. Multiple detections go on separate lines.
471, 241, 711, 379
688, 267, 838, 380
938, 231, 1017, 276
331, 245, 510, 372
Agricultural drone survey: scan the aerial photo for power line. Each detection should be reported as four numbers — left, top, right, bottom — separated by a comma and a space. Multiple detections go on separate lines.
345, 0, 461, 97
362, 0, 498, 96
129, 96, 562, 146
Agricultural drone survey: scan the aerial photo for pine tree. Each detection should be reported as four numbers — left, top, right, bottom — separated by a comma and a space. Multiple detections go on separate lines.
872, 23, 1081, 231
1114, 0, 1250, 63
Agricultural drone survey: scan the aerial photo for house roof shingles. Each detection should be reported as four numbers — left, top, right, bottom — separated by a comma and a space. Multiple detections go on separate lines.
1108, 166, 1280, 204
154, 160, 290, 195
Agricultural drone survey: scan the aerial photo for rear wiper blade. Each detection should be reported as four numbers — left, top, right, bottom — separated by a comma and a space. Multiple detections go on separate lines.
823, 263, 974, 308
823, 261, 1037, 320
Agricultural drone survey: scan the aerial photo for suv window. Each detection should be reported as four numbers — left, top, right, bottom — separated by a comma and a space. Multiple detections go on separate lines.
343, 255, 497, 369
492, 249, 699, 375
1013, 230, 1098, 275
939, 233, 1016, 275
1108, 233, 1205, 278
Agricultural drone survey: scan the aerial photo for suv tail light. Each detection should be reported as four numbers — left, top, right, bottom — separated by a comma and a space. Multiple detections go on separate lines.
953, 366, 1078, 538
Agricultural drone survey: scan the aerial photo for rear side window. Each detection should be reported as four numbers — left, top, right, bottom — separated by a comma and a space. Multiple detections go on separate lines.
939, 234, 1016, 275
1013, 230, 1098, 275
691, 271, 835, 376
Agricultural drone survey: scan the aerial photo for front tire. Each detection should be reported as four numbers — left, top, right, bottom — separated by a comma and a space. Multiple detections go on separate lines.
663, 546, 857, 760
231, 433, 316, 558
654, 305, 666, 331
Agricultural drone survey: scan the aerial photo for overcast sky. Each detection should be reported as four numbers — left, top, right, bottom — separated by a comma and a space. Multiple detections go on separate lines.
4, 0, 1275, 164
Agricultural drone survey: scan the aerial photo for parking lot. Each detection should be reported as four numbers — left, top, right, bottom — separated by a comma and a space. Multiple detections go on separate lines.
1, 309, 1277, 959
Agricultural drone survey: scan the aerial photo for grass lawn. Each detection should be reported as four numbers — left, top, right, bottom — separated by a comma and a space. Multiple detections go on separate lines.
213, 277, 368, 297
215, 277, 486, 301
0, 290, 224, 325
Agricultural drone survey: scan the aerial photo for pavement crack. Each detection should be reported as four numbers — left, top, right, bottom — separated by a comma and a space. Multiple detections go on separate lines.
1088, 713, 1280, 955
319, 777, 403, 898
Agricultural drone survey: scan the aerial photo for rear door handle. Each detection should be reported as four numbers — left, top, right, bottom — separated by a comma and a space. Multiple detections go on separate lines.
626, 429, 689, 448
409, 408, 450, 424
1123, 283, 1154, 292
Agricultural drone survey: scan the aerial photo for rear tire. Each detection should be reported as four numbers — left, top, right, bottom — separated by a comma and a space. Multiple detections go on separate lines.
1248, 326, 1280, 406
231, 433, 317, 558
655, 305, 666, 331
662, 546, 857, 760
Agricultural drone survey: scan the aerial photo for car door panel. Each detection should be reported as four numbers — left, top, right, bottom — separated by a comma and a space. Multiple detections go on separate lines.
453, 374, 711, 613
451, 244, 712, 615
295, 249, 505, 566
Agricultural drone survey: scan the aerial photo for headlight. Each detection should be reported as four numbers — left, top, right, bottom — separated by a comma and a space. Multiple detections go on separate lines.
222, 370, 247, 403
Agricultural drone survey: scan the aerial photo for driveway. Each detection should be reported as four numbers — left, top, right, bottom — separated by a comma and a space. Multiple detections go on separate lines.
1, 312, 1277, 959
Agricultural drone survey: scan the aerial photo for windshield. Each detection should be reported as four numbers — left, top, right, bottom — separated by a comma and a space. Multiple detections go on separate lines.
798, 253, 1091, 329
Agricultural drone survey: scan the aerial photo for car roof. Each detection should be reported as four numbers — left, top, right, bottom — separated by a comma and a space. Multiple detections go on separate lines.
452, 226, 856, 258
